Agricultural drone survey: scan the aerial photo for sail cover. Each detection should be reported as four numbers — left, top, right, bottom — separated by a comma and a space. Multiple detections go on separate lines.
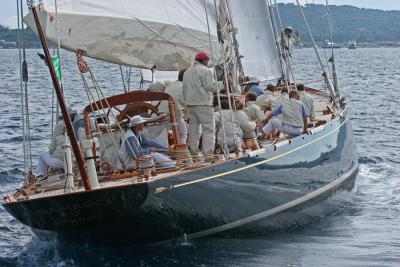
226, 0, 282, 80
24, 0, 220, 71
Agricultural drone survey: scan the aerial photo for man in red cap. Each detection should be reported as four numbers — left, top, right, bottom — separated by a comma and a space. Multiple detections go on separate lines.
183, 51, 220, 156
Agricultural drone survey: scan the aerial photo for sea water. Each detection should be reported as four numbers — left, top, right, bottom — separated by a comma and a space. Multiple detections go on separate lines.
0, 48, 399, 266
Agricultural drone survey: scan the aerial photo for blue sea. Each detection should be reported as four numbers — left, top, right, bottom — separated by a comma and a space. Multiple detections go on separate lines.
0, 48, 399, 266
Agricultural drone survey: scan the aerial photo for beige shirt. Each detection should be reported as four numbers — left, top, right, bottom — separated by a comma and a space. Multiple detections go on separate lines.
237, 110, 257, 139
215, 110, 242, 146
48, 123, 66, 161
277, 34, 300, 56
276, 92, 289, 107
281, 98, 306, 128
183, 61, 219, 106
256, 90, 277, 110
245, 101, 265, 125
159, 80, 186, 118
299, 91, 315, 121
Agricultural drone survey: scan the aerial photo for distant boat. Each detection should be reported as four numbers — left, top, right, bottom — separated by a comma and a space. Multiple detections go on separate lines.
294, 43, 304, 49
321, 40, 341, 49
348, 41, 357, 49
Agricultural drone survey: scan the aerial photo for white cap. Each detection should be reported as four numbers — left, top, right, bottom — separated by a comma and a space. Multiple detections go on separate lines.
284, 26, 293, 32
128, 115, 146, 127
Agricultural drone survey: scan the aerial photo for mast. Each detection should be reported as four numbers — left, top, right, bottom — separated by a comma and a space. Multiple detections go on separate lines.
30, 5, 92, 191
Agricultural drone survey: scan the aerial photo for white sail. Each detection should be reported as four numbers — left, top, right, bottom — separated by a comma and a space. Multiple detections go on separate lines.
24, 0, 220, 71
226, 0, 282, 80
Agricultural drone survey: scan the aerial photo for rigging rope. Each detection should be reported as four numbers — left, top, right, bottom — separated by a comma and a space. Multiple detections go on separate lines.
78, 67, 128, 170
77, 53, 147, 170
267, 0, 285, 81
325, 0, 340, 98
17, 0, 28, 180
19, 0, 33, 176
126, 66, 132, 91
134, 17, 212, 50
119, 65, 128, 93
217, 0, 240, 155
204, 0, 229, 159
54, 0, 62, 121
224, 0, 244, 78
295, 0, 337, 104
272, 0, 293, 90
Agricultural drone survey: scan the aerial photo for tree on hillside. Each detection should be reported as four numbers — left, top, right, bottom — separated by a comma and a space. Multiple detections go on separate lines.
277, 3, 400, 44
0, 24, 9, 32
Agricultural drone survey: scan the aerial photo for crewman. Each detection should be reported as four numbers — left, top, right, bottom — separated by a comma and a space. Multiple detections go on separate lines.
235, 99, 259, 150
297, 83, 316, 122
35, 107, 77, 176
214, 100, 243, 153
256, 84, 278, 118
276, 87, 289, 107
243, 76, 264, 96
158, 69, 188, 144
183, 51, 220, 156
262, 90, 309, 139
245, 92, 265, 127
277, 26, 300, 58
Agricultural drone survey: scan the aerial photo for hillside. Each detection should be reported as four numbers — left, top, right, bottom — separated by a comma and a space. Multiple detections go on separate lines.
0, 24, 40, 48
1, 4, 400, 48
278, 3, 400, 45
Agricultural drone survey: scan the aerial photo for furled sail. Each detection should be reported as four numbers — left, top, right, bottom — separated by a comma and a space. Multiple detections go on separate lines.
226, 0, 282, 80
24, 0, 220, 71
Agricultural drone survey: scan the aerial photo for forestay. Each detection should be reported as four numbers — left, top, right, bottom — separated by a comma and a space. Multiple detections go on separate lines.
24, 0, 220, 71
227, 0, 282, 80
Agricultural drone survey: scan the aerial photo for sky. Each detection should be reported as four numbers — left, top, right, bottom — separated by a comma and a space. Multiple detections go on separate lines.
1, 0, 400, 28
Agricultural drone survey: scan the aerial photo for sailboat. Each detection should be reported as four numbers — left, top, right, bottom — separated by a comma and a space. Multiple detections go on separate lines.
322, 40, 342, 49
348, 40, 357, 49
2, 0, 358, 245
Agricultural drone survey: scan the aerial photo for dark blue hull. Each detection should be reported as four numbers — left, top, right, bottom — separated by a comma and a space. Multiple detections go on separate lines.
3, 108, 358, 245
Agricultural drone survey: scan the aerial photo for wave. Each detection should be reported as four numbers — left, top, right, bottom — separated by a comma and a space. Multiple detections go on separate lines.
0, 257, 17, 267
0, 168, 24, 185
358, 156, 383, 165
0, 135, 44, 143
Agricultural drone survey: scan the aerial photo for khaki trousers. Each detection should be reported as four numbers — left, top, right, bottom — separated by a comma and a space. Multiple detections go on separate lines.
187, 105, 215, 156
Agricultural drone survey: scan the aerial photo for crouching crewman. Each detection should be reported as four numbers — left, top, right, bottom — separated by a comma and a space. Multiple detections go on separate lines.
262, 90, 309, 139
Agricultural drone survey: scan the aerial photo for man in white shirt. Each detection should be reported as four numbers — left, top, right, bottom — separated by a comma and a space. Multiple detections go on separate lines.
297, 83, 316, 122
262, 90, 309, 139
183, 51, 219, 156
277, 26, 300, 58
157, 69, 188, 144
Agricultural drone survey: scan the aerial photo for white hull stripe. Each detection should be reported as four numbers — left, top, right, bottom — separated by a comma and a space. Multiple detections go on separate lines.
156, 114, 349, 192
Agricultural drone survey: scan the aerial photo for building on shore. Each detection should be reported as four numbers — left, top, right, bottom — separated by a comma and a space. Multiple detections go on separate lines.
0, 40, 17, 49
